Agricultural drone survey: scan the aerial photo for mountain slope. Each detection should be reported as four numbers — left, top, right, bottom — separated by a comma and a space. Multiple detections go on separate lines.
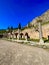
22, 9, 49, 39
30, 9, 49, 25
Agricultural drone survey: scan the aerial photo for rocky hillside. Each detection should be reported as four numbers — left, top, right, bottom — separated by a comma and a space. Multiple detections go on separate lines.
22, 9, 49, 39
30, 9, 49, 25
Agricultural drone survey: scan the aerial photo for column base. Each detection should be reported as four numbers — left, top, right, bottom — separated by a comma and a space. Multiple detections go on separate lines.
39, 39, 44, 44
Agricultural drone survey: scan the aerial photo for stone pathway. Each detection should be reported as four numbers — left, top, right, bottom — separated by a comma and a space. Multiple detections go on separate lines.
0, 39, 49, 65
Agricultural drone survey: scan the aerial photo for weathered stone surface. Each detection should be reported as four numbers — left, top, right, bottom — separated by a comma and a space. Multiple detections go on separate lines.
31, 9, 49, 25
22, 10, 49, 39
0, 40, 49, 65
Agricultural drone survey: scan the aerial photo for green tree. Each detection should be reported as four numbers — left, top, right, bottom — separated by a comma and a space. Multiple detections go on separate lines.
18, 23, 21, 29
7, 26, 13, 33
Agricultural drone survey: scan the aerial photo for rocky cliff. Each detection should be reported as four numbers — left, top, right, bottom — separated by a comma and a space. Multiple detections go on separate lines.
22, 9, 49, 39
30, 9, 49, 25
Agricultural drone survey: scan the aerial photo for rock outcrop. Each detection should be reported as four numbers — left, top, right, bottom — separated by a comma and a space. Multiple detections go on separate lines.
22, 9, 49, 39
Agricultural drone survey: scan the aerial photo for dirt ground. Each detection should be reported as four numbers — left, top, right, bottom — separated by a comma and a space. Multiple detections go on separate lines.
0, 39, 49, 65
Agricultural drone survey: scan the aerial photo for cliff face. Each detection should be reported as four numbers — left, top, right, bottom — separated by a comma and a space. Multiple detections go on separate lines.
31, 9, 49, 25
22, 10, 49, 39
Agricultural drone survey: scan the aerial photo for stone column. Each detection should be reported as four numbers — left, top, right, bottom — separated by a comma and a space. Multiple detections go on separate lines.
25, 36, 27, 41
18, 23, 21, 40
18, 29, 20, 40
12, 31, 14, 40
8, 33, 11, 40
39, 21, 44, 44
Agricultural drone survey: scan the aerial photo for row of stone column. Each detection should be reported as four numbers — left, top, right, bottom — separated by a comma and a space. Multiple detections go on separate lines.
8, 31, 30, 41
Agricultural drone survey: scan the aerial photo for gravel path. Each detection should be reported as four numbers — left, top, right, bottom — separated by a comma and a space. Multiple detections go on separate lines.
0, 39, 49, 65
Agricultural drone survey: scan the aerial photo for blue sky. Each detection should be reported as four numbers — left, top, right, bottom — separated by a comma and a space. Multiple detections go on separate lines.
0, 0, 49, 29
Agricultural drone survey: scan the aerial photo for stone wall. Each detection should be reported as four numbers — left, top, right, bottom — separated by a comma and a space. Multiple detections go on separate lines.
22, 24, 49, 39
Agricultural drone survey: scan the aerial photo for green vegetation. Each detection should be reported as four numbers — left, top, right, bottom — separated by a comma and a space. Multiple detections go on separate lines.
44, 39, 49, 43
28, 37, 49, 43
42, 37, 49, 43
0, 29, 6, 34
42, 21, 49, 25
20, 38, 25, 40
28, 38, 39, 42
7, 26, 13, 33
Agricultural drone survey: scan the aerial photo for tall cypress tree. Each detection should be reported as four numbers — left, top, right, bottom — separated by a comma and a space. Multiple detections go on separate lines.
18, 23, 21, 29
